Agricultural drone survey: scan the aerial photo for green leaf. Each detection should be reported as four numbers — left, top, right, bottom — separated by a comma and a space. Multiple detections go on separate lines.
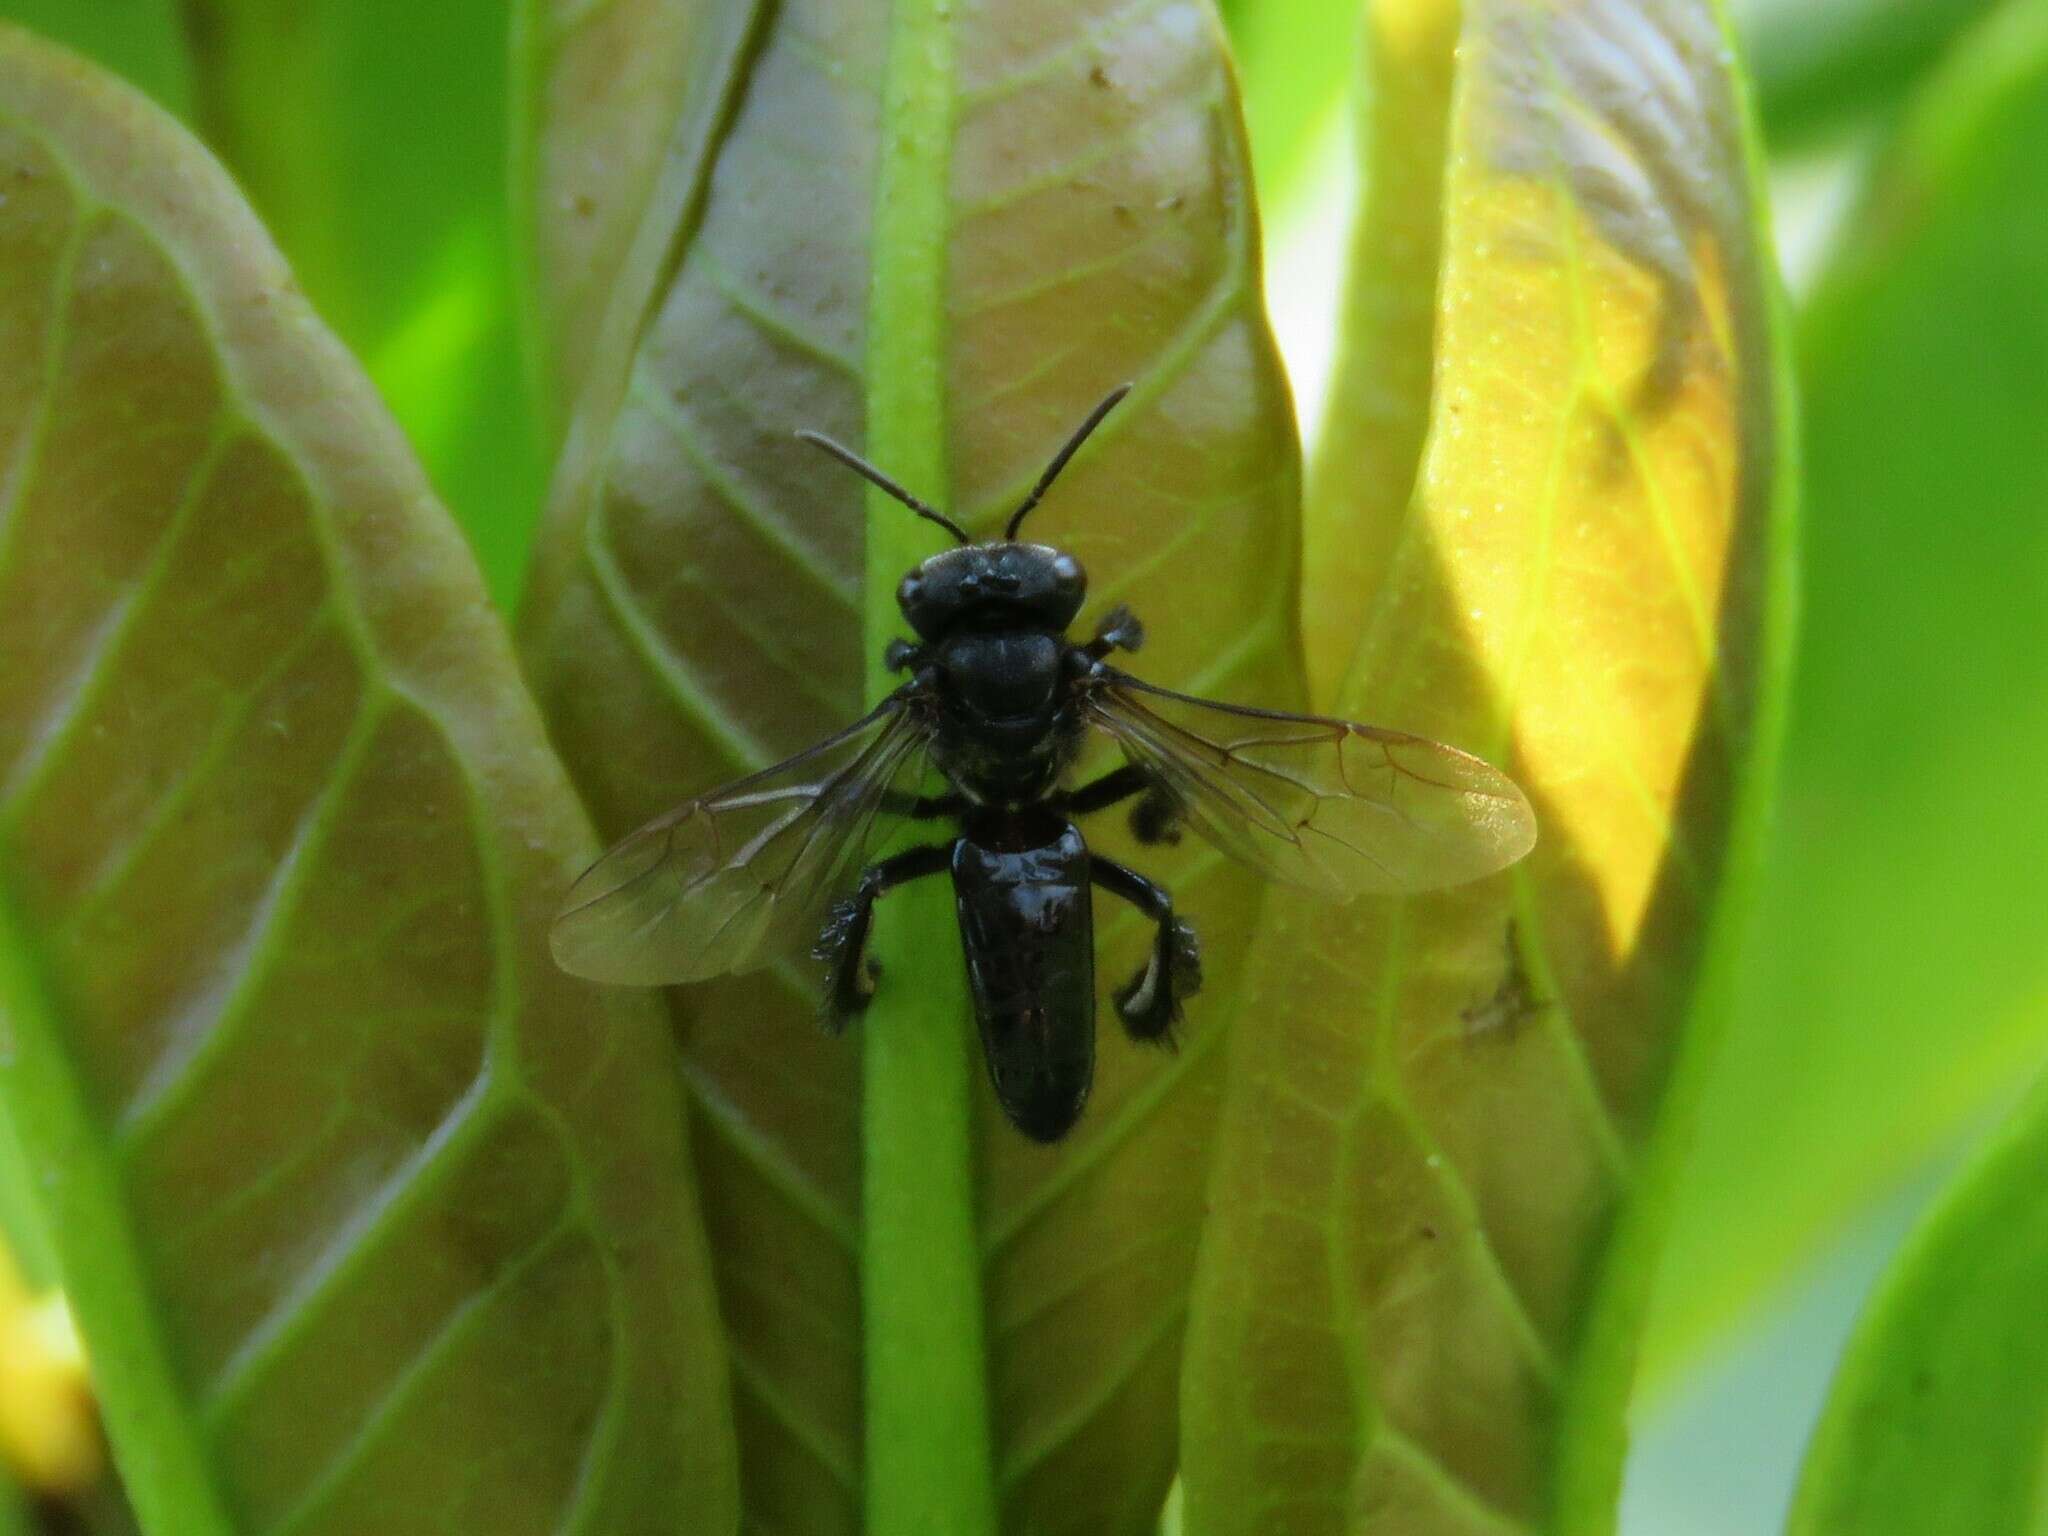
1644, 0, 2048, 1388
176, 0, 544, 605
1743, 0, 2001, 145
1215, 0, 1359, 213
0, 29, 736, 1535
1182, 0, 1796, 1530
515, 1, 1300, 1531
1297, 0, 1457, 706
0, 0, 193, 120
1788, 1063, 2048, 1534
0, 1091, 55, 1290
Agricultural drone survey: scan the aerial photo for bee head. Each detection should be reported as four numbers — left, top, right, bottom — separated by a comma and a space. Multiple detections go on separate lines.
795, 382, 1128, 642
897, 543, 1087, 640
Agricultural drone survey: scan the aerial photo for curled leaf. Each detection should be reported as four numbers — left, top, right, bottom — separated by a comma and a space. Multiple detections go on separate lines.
1182, 0, 1796, 1531
0, 30, 735, 1534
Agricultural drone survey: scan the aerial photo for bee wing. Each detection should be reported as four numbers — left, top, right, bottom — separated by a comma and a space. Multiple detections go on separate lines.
1085, 669, 1536, 898
551, 690, 937, 985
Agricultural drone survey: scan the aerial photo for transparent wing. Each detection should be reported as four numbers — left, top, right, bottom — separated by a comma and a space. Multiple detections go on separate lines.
551, 691, 936, 985
1086, 669, 1536, 898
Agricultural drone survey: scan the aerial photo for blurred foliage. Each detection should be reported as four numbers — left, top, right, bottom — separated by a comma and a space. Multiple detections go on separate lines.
1215, 0, 1357, 214
1789, 1062, 2048, 1534
1644, 0, 2048, 1385
1743, 0, 2002, 144
0, 0, 544, 605
177, 0, 543, 605
0, 0, 188, 120
0, 1253, 96, 1500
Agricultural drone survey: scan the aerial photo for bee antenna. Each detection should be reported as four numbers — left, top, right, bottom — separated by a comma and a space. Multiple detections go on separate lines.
796, 429, 971, 545
1004, 382, 1133, 541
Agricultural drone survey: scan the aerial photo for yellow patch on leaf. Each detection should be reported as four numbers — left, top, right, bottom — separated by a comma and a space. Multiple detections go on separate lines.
1185, 1, 1793, 1531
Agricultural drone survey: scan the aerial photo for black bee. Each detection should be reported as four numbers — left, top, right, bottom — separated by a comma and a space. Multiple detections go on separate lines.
551, 386, 1537, 1141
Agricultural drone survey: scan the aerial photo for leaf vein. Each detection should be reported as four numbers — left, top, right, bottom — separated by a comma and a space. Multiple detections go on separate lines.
583, 516, 773, 772
678, 1062, 857, 1252
630, 371, 859, 610
201, 1071, 507, 1420
114, 698, 381, 1140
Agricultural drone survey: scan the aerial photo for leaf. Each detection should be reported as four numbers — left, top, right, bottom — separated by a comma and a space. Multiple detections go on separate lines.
1181, 0, 1796, 1531
1788, 1062, 2048, 1535
511, 0, 751, 436
1297, 0, 1459, 706
176, 0, 545, 604
1214, 0, 1360, 213
1742, 0, 2002, 145
0, 29, 737, 1535
1644, 0, 2048, 1388
0, 0, 193, 120
514, 1, 1300, 1531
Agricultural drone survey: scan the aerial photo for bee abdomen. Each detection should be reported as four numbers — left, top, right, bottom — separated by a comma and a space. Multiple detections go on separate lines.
951, 823, 1096, 1142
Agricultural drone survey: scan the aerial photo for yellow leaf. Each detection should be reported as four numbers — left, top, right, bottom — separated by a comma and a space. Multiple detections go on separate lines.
1183, 0, 1796, 1530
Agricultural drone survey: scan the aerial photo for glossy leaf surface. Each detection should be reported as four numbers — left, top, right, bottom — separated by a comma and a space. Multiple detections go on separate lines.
1183, 0, 1795, 1531
0, 30, 736, 1534
1788, 1064, 2048, 1535
176, 0, 544, 603
1646, 0, 2048, 1385
515, 1, 1300, 1531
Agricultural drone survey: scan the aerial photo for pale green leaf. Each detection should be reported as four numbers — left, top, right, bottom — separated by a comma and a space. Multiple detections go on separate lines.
0, 30, 736, 1534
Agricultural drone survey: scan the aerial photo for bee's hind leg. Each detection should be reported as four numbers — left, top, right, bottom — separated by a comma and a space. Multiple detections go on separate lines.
1090, 858, 1202, 1044
814, 840, 956, 1031
1063, 764, 1183, 847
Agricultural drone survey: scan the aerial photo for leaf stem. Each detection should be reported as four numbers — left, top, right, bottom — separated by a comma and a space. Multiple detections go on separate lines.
860, 1, 999, 1533
0, 881, 238, 1536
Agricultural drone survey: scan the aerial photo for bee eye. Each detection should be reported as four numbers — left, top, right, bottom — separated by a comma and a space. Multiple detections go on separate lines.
1051, 553, 1085, 591
897, 573, 923, 609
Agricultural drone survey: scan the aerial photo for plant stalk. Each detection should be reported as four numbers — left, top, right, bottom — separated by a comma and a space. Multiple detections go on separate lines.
860, 0, 999, 1532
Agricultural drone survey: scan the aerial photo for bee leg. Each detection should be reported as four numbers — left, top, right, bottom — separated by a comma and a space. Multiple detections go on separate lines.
1084, 604, 1145, 659
1128, 786, 1183, 846
1090, 858, 1202, 1045
814, 840, 957, 1031
1062, 765, 1182, 845
1063, 763, 1146, 814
